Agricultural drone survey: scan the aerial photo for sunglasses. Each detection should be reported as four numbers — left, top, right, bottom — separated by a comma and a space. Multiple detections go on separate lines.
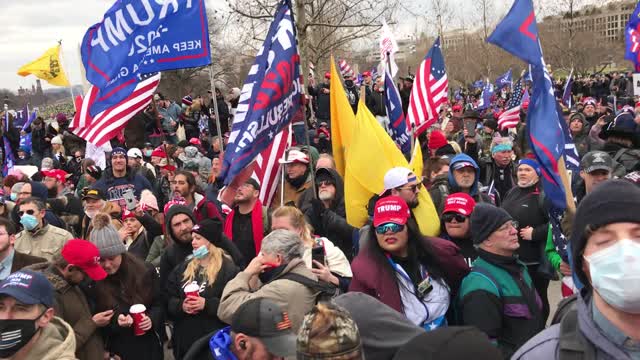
375, 223, 405, 234
442, 213, 468, 223
317, 180, 334, 187
18, 209, 36, 217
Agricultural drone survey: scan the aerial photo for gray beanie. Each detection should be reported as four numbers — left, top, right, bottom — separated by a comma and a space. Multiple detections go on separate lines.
90, 213, 126, 258
470, 203, 513, 245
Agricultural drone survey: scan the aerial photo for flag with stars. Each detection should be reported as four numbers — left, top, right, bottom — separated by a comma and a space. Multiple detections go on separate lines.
498, 77, 524, 130
625, 1, 640, 72
220, 0, 302, 186
406, 37, 448, 136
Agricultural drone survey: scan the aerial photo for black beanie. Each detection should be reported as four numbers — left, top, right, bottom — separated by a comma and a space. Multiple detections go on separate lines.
470, 203, 513, 245
571, 180, 640, 289
192, 218, 223, 245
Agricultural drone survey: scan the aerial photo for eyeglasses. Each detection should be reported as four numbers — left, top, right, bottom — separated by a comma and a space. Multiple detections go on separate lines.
497, 221, 519, 232
442, 213, 468, 223
375, 223, 405, 234
17, 209, 36, 217
397, 183, 422, 193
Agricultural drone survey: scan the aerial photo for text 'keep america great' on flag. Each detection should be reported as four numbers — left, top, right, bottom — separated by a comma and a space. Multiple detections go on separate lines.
406, 37, 448, 136
70, 73, 161, 147
220, 0, 302, 186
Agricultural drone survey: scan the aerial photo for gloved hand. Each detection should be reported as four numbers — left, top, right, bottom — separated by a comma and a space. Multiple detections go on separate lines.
309, 198, 326, 234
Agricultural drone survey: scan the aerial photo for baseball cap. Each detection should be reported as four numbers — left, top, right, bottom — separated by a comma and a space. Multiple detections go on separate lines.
189, 137, 202, 146
279, 149, 310, 165
86, 165, 102, 180
41, 169, 69, 183
452, 161, 475, 170
580, 151, 613, 173
362, 71, 371, 77
382, 167, 417, 192
0, 270, 54, 308
231, 298, 296, 358
244, 178, 261, 191
82, 187, 106, 201
151, 148, 167, 158
61, 240, 107, 281
297, 303, 362, 360
127, 148, 143, 159
373, 196, 411, 227
443, 193, 476, 216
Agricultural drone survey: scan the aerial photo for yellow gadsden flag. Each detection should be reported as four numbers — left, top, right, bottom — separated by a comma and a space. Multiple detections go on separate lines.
17, 45, 70, 87
329, 55, 355, 177
345, 100, 440, 236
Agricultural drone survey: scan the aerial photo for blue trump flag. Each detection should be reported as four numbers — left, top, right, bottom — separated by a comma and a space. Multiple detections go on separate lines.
477, 82, 494, 110
562, 69, 574, 108
22, 109, 37, 132
471, 79, 484, 89
220, 0, 302, 185
2, 136, 14, 177
13, 105, 28, 130
625, 1, 640, 72
488, 0, 543, 67
495, 69, 512, 89
523, 65, 533, 83
383, 68, 411, 155
81, 0, 212, 116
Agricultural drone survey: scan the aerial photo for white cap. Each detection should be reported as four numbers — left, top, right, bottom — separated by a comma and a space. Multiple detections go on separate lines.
51, 135, 63, 145
383, 167, 417, 192
279, 149, 310, 165
127, 148, 143, 159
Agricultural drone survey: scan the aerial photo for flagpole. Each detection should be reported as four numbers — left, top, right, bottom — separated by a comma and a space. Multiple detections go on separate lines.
209, 64, 224, 151
57, 40, 76, 111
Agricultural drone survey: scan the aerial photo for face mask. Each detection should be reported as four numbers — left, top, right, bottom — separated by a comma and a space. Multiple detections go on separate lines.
585, 239, 640, 313
258, 264, 287, 284
145, 150, 152, 157
192, 245, 209, 259
18, 155, 25, 160
20, 214, 38, 231
9, 193, 16, 202
345, 80, 354, 87
0, 313, 43, 358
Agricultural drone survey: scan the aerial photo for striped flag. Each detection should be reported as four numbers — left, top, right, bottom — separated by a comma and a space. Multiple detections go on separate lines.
338, 59, 354, 77
498, 78, 524, 130
253, 124, 292, 207
70, 73, 161, 147
406, 37, 448, 136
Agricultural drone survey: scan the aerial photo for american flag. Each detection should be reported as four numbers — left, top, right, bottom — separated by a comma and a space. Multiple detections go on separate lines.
406, 37, 448, 136
70, 73, 161, 147
338, 59, 354, 77
498, 78, 524, 130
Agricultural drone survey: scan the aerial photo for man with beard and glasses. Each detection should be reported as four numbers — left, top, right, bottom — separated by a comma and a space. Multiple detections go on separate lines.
0, 270, 76, 360
272, 149, 314, 210
79, 187, 122, 240
0, 218, 44, 281
223, 178, 270, 263
41, 169, 83, 236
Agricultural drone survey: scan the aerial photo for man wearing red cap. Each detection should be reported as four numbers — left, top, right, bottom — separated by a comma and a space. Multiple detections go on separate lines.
30, 239, 111, 360
42, 169, 84, 236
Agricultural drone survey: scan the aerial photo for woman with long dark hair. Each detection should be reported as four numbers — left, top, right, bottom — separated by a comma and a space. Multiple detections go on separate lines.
349, 196, 469, 330
90, 213, 164, 360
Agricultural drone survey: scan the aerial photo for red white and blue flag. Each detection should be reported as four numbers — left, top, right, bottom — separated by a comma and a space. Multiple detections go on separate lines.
338, 59, 354, 78
406, 37, 448, 136
383, 67, 411, 155
220, 0, 302, 186
70, 73, 161, 147
498, 78, 524, 130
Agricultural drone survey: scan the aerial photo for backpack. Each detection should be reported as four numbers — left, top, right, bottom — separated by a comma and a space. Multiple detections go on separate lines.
557, 306, 596, 360
279, 273, 338, 304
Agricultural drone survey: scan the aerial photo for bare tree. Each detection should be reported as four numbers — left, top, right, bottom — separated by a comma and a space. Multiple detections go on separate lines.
475, 0, 496, 78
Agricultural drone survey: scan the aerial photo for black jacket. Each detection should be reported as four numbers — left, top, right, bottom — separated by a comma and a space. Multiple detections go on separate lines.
166, 257, 240, 359
309, 83, 331, 121
500, 184, 549, 264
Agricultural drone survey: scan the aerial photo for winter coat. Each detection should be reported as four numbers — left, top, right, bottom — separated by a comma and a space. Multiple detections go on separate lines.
166, 256, 240, 359
569, 113, 592, 158
270, 175, 314, 210
309, 83, 331, 121
217, 258, 317, 332
26, 317, 77, 360
501, 183, 549, 264
10, 250, 46, 274
479, 158, 517, 205
179, 146, 212, 180
30, 263, 104, 360
14, 223, 73, 261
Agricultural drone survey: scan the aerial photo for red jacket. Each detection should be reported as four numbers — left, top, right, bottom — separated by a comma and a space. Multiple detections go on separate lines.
349, 233, 470, 314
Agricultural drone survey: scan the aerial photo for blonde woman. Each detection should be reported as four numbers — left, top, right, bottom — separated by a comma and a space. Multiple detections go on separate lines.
271, 206, 352, 292
166, 218, 240, 359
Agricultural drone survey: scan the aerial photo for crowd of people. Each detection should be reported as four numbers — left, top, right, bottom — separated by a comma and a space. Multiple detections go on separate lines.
0, 64, 639, 360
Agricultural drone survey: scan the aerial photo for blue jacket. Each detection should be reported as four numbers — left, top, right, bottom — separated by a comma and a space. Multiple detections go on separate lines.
209, 327, 238, 360
448, 153, 481, 196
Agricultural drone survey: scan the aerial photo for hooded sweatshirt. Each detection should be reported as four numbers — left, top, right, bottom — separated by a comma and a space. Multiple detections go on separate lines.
27, 316, 77, 360
159, 205, 197, 295
430, 154, 485, 214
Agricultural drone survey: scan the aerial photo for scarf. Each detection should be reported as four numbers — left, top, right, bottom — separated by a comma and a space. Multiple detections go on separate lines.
223, 199, 264, 255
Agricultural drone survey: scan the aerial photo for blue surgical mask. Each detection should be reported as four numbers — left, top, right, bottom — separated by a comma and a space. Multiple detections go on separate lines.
192, 245, 209, 259
20, 214, 38, 231
145, 150, 152, 157
585, 239, 640, 314
9, 193, 16, 202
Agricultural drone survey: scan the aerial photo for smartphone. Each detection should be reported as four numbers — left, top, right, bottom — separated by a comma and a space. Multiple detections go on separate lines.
464, 119, 476, 138
123, 189, 137, 211
311, 246, 325, 269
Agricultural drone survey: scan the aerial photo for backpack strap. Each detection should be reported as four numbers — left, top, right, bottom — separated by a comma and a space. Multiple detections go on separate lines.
613, 148, 627, 163
470, 267, 502, 298
278, 273, 337, 296
558, 308, 596, 360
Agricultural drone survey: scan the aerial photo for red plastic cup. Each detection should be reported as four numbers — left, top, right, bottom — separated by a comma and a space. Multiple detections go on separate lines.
129, 304, 147, 336
184, 283, 200, 298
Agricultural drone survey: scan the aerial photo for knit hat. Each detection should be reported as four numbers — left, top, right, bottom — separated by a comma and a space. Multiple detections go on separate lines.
121, 209, 136, 221
191, 218, 223, 245
428, 131, 448, 150
470, 203, 513, 245
90, 213, 126, 258
151, 148, 167, 158
517, 158, 541, 176
86, 165, 102, 180
182, 95, 193, 106
139, 189, 159, 212
111, 147, 128, 160
51, 135, 63, 145
41, 157, 54, 171
483, 119, 498, 131
392, 327, 501, 360
297, 303, 363, 360
571, 180, 640, 290
490, 137, 513, 154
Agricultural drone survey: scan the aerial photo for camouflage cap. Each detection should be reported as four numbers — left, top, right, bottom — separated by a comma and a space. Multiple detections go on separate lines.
297, 303, 363, 360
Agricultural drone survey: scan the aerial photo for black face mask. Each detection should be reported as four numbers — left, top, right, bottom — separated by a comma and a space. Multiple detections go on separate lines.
0, 310, 45, 358
345, 80, 354, 87
286, 174, 307, 189
258, 264, 287, 284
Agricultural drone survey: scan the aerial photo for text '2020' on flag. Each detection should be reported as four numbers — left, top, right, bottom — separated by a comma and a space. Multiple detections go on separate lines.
220, 0, 302, 186
489, 0, 566, 209
17, 45, 70, 87
81, 0, 212, 117
406, 37, 448, 136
